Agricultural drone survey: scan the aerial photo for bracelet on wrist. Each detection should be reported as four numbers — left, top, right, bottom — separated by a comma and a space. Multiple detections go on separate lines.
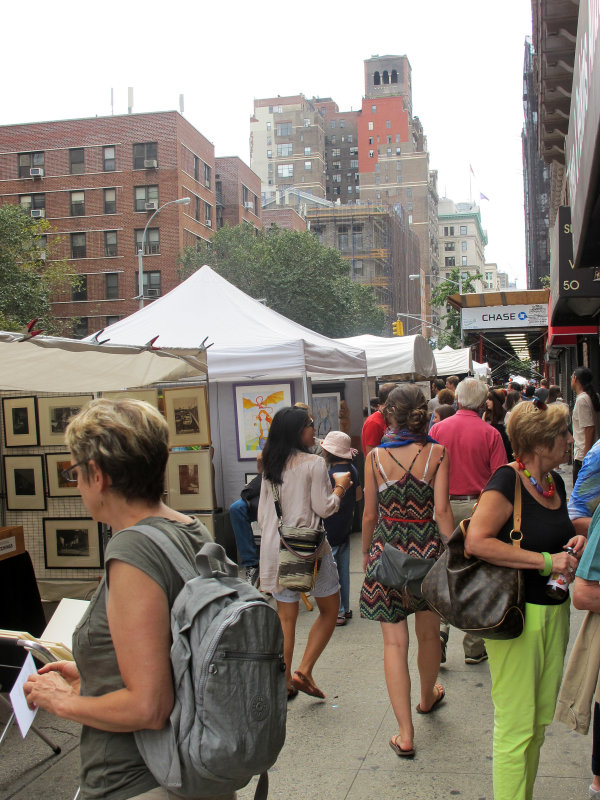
538, 551, 552, 577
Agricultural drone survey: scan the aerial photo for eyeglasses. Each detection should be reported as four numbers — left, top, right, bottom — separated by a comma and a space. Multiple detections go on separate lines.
60, 461, 88, 483
532, 397, 547, 411
306, 419, 315, 428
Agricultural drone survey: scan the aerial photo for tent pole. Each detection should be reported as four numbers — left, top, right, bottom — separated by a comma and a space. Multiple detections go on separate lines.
302, 372, 309, 404
363, 372, 369, 415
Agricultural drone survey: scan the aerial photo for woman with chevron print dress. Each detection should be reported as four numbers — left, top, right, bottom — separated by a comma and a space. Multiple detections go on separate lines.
360, 384, 454, 758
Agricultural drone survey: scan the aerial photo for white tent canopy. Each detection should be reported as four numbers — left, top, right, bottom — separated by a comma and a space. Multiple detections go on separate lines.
93, 266, 367, 383
473, 360, 491, 379
335, 334, 436, 380
0, 332, 206, 393
432, 345, 473, 377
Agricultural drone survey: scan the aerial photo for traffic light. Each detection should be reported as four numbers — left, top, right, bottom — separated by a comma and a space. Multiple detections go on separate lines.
392, 320, 404, 336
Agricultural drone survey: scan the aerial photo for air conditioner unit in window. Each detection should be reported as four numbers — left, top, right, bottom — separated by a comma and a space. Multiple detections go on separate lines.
244, 202, 253, 210
30, 209, 45, 218
146, 288, 160, 297
144, 159, 158, 169
145, 201, 158, 210
205, 219, 212, 227
30, 167, 44, 178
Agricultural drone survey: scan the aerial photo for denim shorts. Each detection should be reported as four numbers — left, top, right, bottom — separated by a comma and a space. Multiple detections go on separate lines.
273, 546, 340, 603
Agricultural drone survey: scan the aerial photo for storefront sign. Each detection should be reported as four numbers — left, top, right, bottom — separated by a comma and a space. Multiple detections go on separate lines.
462, 304, 547, 331
566, 0, 600, 268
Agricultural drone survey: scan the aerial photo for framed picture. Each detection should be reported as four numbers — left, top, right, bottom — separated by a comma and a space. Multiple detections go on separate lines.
163, 387, 210, 447
233, 382, 293, 460
3, 455, 46, 510
101, 389, 159, 408
2, 396, 38, 447
193, 513, 214, 539
43, 518, 103, 570
245, 473, 259, 484
46, 453, 81, 497
311, 392, 340, 438
37, 395, 93, 446
166, 450, 213, 511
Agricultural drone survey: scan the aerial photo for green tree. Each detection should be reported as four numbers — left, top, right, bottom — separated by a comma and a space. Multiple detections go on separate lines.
177, 224, 385, 337
430, 267, 483, 348
0, 204, 75, 334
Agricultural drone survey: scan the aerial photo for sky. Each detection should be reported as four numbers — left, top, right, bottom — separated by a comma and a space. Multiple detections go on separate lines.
1, 0, 532, 286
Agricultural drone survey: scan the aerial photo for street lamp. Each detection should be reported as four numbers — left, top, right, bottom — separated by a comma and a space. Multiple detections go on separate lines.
137, 197, 191, 309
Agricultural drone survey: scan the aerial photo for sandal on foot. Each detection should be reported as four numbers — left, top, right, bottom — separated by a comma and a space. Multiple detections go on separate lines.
287, 685, 298, 700
291, 670, 325, 699
416, 683, 445, 714
389, 735, 415, 758
336, 614, 347, 626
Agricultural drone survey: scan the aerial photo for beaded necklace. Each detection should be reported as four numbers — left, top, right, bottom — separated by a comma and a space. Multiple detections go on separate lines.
515, 458, 555, 498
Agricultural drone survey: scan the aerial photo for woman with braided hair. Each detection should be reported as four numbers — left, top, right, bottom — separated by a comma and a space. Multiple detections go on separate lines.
572, 367, 600, 482
360, 384, 454, 758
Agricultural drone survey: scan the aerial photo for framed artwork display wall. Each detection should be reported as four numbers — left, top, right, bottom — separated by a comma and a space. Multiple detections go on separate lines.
37, 395, 93, 446
101, 389, 159, 408
43, 518, 103, 569
163, 387, 210, 447
166, 450, 213, 511
3, 455, 46, 510
2, 396, 38, 447
233, 382, 293, 460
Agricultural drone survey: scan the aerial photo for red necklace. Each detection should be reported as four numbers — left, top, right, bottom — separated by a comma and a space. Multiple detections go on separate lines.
516, 458, 555, 498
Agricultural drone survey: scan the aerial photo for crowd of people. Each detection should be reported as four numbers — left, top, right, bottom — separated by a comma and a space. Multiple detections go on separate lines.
20, 368, 600, 800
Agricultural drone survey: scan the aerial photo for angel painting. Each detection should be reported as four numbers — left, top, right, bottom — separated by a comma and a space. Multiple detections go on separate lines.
234, 383, 293, 460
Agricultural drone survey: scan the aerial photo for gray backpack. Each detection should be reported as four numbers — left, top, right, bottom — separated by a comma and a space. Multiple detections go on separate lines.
131, 527, 287, 799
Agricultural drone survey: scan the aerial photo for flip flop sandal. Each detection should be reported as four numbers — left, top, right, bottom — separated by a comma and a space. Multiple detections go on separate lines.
336, 615, 347, 626
291, 670, 325, 699
416, 683, 445, 714
389, 736, 415, 758
287, 685, 298, 701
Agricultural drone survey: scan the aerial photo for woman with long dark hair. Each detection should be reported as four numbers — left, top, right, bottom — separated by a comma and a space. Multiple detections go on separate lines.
360, 385, 454, 758
258, 406, 352, 700
572, 367, 600, 482
484, 389, 512, 460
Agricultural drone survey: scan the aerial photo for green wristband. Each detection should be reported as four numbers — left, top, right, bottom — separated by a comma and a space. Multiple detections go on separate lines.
538, 551, 552, 577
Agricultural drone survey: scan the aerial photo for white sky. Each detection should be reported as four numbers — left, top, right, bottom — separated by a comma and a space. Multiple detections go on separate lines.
2, 0, 532, 286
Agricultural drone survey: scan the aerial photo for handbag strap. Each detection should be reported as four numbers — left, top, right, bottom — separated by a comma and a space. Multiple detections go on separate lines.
271, 481, 323, 529
509, 470, 523, 548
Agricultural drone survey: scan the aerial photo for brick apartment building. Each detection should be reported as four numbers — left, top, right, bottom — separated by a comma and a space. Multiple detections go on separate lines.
0, 111, 261, 337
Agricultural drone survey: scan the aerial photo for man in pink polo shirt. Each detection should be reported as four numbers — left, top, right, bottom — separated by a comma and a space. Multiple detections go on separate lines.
361, 382, 397, 456
430, 377, 508, 664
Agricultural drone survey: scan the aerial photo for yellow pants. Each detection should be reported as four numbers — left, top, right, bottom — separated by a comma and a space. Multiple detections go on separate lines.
485, 600, 570, 800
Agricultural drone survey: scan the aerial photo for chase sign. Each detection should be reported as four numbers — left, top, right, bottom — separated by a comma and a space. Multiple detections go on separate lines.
462, 304, 547, 330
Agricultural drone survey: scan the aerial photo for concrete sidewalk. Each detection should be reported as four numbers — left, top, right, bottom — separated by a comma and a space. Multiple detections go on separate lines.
1, 483, 592, 799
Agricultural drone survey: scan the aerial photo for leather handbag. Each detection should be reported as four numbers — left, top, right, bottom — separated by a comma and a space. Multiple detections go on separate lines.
421, 471, 525, 640
272, 484, 326, 592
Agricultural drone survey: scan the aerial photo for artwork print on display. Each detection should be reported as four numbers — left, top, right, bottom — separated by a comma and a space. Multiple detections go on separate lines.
234, 383, 293, 460
311, 393, 340, 438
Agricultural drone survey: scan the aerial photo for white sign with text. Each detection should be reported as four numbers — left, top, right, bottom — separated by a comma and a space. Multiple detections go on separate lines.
462, 304, 547, 330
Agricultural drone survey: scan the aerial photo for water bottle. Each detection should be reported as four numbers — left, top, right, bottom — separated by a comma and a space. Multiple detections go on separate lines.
546, 546, 576, 600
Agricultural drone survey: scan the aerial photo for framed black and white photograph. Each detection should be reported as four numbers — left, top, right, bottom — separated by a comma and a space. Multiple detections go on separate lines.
37, 395, 93, 446
245, 473, 259, 484
43, 518, 103, 569
3, 455, 46, 510
166, 450, 213, 511
2, 396, 38, 447
46, 453, 81, 497
163, 387, 210, 447
101, 389, 159, 408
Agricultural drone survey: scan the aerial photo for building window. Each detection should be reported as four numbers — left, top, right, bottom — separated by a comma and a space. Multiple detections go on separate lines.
332, 174, 341, 183
461, 256, 468, 266
72, 275, 88, 301
333, 161, 341, 170
340, 120, 345, 128
18, 151, 44, 178
371, 105, 377, 113
460, 225, 467, 235
277, 164, 293, 178
374, 71, 381, 86
350, 159, 358, 168
369, 150, 374, 158
304, 146, 311, 156
337, 225, 349, 249
135, 228, 160, 254
104, 231, 118, 257
143, 271, 161, 298
332, 148, 341, 157
72, 318, 89, 339
352, 225, 363, 249
391, 69, 398, 83
445, 257, 456, 267
386, 135, 392, 144
20, 193, 45, 214
305, 161, 312, 171
330, 121, 336, 129
103, 146, 115, 171
204, 202, 212, 227
106, 315, 120, 326
445, 242, 455, 251
104, 188, 116, 214
275, 122, 292, 137
347, 134, 353, 143
303, 118, 310, 127
105, 273, 119, 299
396, 147, 401, 155
461, 241, 467, 251
69, 148, 85, 175
386, 120, 391, 129
71, 233, 86, 259
331, 136, 336, 144
267, 150, 272, 159
133, 142, 158, 170
266, 122, 271, 130
195, 194, 200, 221
134, 185, 158, 211
277, 143, 293, 157
386, 148, 392, 156
204, 163, 211, 189
368, 122, 374, 131
444, 226, 455, 236
70, 191, 85, 216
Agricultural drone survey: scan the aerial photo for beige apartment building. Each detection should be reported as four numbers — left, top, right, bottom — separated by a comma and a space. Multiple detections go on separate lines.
438, 198, 488, 293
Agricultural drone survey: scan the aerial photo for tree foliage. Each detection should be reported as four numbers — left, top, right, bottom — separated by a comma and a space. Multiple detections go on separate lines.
0, 204, 75, 334
430, 267, 483, 349
177, 224, 385, 337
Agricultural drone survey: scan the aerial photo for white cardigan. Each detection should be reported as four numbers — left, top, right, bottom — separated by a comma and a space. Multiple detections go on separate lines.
258, 452, 341, 594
